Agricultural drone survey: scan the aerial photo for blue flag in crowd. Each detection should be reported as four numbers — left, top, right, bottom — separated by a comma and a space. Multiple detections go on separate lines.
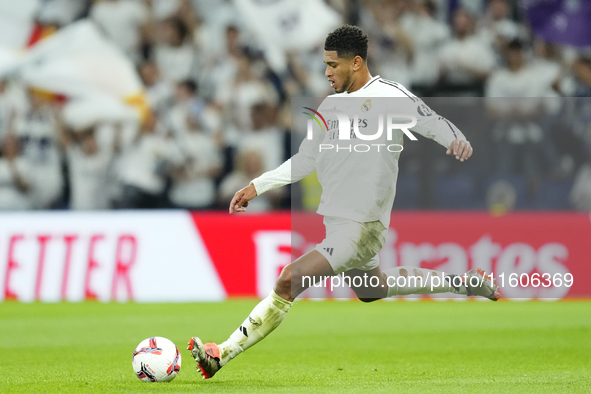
523, 0, 591, 47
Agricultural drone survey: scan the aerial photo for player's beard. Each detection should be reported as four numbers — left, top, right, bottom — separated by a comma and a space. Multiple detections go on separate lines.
335, 74, 352, 93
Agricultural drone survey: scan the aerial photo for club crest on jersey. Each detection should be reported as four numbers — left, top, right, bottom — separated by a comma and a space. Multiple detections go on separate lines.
361, 99, 372, 112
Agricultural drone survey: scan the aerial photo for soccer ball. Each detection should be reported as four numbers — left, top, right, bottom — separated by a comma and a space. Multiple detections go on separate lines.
132, 337, 182, 382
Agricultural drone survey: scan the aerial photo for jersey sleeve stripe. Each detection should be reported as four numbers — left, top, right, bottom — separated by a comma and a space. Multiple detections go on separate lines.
378, 80, 418, 102
363, 78, 379, 89
442, 118, 458, 138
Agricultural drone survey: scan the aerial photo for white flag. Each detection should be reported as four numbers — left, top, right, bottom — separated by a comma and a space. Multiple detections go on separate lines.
0, 0, 40, 50
20, 21, 143, 100
0, 0, 40, 75
10, 20, 148, 123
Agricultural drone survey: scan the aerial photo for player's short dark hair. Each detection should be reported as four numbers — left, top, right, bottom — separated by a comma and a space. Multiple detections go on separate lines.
324, 25, 369, 61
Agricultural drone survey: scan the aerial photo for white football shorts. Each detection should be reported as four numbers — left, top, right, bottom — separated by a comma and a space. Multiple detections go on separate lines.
315, 216, 387, 274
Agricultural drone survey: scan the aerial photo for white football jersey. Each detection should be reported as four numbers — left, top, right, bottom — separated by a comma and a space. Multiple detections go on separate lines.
252, 75, 466, 227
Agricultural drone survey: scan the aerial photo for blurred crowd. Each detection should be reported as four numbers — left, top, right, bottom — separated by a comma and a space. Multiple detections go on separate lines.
0, 0, 591, 212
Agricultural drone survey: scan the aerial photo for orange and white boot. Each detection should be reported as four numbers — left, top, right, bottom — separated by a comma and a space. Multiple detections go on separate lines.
464, 268, 501, 301
187, 337, 222, 379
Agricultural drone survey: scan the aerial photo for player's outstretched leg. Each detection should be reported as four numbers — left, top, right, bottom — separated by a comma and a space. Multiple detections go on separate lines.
383, 266, 501, 301
188, 250, 334, 379
187, 290, 291, 380
345, 266, 500, 302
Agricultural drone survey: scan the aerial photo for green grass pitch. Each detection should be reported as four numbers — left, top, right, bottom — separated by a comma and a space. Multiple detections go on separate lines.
1, 300, 590, 393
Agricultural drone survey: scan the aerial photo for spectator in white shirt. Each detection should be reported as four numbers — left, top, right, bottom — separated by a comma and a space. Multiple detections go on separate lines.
0, 134, 31, 210
118, 114, 183, 208
149, 0, 209, 62
154, 16, 196, 83
486, 40, 540, 99
13, 89, 63, 209
238, 102, 284, 174
439, 9, 496, 88
478, 0, 524, 54
198, 24, 243, 101
360, 0, 414, 87
166, 79, 205, 136
561, 55, 591, 97
90, 0, 150, 63
218, 53, 280, 136
400, 0, 450, 88
530, 40, 563, 97
529, 40, 564, 174
168, 110, 221, 209
486, 40, 546, 193
139, 61, 175, 117
58, 120, 115, 211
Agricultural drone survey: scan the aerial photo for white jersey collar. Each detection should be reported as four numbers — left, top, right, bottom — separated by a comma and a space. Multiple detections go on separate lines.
343, 75, 380, 95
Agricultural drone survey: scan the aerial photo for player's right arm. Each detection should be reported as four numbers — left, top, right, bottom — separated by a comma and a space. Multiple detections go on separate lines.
230, 101, 326, 214
229, 151, 317, 214
229, 183, 257, 214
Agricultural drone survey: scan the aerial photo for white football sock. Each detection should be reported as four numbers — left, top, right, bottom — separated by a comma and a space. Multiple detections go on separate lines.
384, 266, 467, 297
218, 291, 292, 366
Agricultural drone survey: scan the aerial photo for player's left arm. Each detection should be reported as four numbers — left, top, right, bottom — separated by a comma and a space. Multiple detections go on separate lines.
446, 138, 473, 162
410, 101, 473, 162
